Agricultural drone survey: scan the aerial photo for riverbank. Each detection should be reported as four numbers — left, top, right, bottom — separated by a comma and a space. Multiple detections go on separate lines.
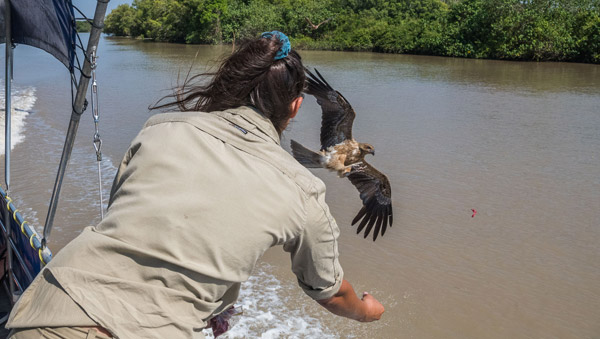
103, 0, 600, 64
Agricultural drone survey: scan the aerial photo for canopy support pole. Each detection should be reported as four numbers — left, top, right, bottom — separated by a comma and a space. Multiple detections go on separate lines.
3, 0, 16, 303
42, 0, 109, 247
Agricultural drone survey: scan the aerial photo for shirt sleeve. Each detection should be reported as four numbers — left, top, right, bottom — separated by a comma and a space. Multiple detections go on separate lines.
283, 179, 344, 300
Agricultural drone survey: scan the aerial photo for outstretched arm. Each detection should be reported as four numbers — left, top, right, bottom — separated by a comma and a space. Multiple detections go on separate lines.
316, 279, 384, 322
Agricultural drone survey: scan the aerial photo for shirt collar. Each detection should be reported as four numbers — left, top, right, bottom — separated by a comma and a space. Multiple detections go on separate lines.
224, 106, 281, 145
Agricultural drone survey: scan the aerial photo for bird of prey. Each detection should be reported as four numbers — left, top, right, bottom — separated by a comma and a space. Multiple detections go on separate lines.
290, 68, 393, 241
305, 17, 331, 30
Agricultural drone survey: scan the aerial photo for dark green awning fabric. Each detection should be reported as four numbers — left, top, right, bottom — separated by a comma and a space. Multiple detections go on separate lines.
0, 0, 76, 70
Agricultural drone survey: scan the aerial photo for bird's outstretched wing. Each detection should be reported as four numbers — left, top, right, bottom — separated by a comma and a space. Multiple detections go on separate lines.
305, 68, 356, 150
346, 161, 393, 241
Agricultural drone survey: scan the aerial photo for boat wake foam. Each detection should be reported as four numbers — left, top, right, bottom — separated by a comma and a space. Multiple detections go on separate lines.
203, 263, 337, 339
0, 84, 36, 155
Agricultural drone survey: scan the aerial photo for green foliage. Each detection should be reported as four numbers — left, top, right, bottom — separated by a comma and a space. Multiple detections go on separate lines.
443, 0, 598, 61
104, 4, 137, 36
76, 20, 92, 33
103, 0, 600, 63
572, 9, 600, 63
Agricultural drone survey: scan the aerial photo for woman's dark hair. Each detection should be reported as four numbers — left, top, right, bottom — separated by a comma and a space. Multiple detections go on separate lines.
151, 35, 306, 135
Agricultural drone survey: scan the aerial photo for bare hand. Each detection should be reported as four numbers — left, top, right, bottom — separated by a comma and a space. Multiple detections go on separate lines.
359, 292, 384, 322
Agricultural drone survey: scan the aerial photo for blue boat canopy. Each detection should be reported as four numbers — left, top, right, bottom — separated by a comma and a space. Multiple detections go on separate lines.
0, 0, 76, 70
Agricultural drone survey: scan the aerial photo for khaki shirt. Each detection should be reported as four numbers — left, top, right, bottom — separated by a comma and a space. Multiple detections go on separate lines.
8, 106, 343, 339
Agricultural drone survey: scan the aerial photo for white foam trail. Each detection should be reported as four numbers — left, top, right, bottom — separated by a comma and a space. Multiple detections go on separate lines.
203, 263, 337, 339
0, 83, 36, 155
50, 151, 119, 232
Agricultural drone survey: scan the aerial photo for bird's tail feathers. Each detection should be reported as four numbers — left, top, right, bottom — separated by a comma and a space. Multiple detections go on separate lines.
290, 140, 323, 168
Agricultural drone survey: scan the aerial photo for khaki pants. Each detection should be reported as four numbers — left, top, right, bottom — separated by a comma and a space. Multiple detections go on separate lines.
9, 327, 112, 339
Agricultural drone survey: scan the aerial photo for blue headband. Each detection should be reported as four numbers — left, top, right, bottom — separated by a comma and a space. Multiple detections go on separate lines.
261, 31, 290, 60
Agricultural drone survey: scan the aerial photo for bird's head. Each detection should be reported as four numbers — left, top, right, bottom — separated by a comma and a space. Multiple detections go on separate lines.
359, 143, 375, 156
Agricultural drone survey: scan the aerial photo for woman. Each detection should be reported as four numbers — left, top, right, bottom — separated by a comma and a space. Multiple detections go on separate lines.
7, 31, 383, 339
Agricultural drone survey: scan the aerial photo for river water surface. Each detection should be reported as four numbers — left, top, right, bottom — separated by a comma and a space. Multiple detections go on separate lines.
1, 36, 599, 338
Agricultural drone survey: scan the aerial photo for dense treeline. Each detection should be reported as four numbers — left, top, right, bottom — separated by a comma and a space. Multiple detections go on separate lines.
104, 0, 600, 63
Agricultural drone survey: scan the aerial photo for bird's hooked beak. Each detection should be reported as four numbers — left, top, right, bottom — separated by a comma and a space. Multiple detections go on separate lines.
360, 143, 375, 156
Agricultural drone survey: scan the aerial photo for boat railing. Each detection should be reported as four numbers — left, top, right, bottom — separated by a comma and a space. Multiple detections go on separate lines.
0, 186, 51, 301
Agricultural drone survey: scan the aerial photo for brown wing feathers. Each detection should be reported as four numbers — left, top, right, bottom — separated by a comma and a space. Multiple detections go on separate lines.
347, 162, 393, 241
305, 68, 356, 150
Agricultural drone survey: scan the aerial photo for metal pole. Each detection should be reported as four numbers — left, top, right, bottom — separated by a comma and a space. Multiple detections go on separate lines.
3, 0, 16, 302
42, 0, 109, 246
